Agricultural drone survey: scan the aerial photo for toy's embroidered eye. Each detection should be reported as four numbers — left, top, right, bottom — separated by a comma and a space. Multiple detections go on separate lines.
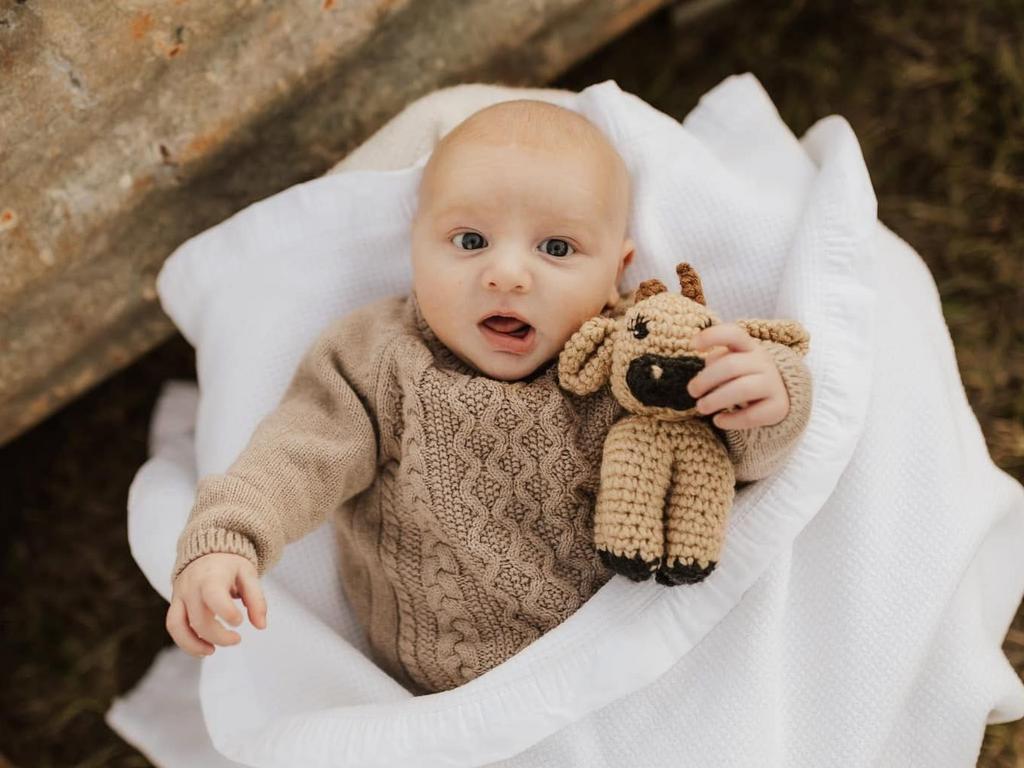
451, 231, 487, 250
539, 237, 574, 258
629, 315, 649, 339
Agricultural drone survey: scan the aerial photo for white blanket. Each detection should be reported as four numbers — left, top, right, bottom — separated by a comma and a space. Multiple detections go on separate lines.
106, 75, 1024, 767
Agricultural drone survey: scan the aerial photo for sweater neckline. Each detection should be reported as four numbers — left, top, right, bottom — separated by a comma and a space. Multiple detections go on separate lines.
409, 291, 558, 385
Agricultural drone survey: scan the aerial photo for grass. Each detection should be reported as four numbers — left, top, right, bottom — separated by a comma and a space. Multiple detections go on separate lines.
1, 0, 1021, 764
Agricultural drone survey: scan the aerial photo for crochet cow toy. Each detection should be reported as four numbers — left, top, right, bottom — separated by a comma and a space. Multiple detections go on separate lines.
557, 262, 810, 586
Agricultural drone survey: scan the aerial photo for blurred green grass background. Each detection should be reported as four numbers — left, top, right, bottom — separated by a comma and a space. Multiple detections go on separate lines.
2, 0, 1021, 764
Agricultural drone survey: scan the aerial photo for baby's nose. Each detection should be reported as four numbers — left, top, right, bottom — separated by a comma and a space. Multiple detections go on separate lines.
483, 252, 532, 292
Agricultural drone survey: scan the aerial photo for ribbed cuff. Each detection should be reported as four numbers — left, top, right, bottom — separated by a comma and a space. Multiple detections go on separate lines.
170, 527, 260, 587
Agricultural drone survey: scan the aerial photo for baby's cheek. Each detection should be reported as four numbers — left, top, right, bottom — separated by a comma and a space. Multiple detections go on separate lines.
551, 319, 590, 355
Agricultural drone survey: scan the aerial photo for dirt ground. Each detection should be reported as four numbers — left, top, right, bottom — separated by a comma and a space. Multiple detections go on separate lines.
2, 0, 1022, 765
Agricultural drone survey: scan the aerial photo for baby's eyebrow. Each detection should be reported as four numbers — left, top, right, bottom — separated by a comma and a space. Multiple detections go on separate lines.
434, 203, 595, 232
433, 203, 488, 221
547, 214, 594, 232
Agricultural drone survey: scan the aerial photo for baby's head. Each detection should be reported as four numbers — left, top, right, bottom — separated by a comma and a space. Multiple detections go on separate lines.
411, 98, 635, 381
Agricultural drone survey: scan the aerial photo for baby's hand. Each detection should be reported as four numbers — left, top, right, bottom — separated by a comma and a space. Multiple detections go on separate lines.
166, 552, 267, 657
686, 323, 789, 430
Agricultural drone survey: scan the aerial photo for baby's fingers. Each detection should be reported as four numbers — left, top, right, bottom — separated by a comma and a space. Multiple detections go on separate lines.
188, 593, 241, 647
202, 581, 243, 628
711, 396, 784, 430
237, 567, 268, 629
692, 323, 757, 353
166, 597, 214, 657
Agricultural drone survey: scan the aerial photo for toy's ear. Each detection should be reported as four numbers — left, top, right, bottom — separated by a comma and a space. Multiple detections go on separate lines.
735, 318, 810, 357
558, 315, 617, 396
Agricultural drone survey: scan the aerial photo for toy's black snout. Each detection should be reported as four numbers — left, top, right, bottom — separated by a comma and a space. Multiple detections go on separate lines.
625, 354, 705, 410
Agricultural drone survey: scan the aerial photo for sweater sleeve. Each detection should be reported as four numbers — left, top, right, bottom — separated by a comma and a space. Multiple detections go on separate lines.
169, 307, 400, 586
717, 339, 813, 484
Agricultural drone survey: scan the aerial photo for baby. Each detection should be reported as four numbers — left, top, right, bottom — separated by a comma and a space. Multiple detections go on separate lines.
165, 99, 812, 694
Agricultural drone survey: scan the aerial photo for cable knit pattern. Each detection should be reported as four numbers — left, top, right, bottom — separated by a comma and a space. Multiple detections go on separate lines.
170, 289, 813, 693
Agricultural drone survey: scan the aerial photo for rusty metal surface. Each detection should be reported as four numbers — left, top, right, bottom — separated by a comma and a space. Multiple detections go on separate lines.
0, 0, 678, 445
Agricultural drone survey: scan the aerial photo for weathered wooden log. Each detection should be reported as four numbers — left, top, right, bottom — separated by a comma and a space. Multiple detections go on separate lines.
0, 0, 685, 445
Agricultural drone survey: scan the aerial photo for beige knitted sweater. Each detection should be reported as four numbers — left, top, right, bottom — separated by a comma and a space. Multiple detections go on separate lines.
171, 290, 813, 694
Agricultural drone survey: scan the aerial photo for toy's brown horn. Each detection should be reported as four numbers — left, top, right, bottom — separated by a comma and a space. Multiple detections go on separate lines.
676, 263, 706, 306
634, 279, 667, 302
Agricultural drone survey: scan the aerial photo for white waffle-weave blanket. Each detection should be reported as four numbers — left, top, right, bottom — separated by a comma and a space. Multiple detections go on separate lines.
106, 75, 1024, 767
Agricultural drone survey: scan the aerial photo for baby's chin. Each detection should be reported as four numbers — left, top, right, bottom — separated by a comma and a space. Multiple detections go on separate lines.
440, 319, 566, 381
468, 343, 557, 382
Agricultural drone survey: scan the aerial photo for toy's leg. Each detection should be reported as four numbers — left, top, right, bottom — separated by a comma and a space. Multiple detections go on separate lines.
657, 444, 735, 586
593, 418, 672, 582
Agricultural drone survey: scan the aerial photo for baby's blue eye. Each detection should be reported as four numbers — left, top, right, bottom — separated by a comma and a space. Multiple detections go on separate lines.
452, 231, 487, 250
540, 237, 574, 258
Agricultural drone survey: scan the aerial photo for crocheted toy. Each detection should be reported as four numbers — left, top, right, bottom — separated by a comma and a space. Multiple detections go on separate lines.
558, 262, 810, 586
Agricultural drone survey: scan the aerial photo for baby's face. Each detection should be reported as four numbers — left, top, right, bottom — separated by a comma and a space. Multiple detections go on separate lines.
412, 135, 634, 381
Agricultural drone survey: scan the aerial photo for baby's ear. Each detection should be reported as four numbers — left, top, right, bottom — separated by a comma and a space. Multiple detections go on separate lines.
558, 315, 617, 395
735, 318, 810, 357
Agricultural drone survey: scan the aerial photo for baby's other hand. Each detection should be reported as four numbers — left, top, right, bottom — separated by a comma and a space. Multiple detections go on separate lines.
166, 552, 267, 658
686, 322, 789, 430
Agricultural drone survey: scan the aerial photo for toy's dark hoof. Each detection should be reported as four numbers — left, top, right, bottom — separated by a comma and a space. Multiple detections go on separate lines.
655, 558, 716, 586
598, 548, 659, 582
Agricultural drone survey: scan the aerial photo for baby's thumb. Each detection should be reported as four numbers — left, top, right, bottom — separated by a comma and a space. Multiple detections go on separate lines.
237, 567, 268, 629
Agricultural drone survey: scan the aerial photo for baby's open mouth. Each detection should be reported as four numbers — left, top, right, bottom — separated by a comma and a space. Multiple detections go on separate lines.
480, 315, 532, 338
478, 313, 538, 354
